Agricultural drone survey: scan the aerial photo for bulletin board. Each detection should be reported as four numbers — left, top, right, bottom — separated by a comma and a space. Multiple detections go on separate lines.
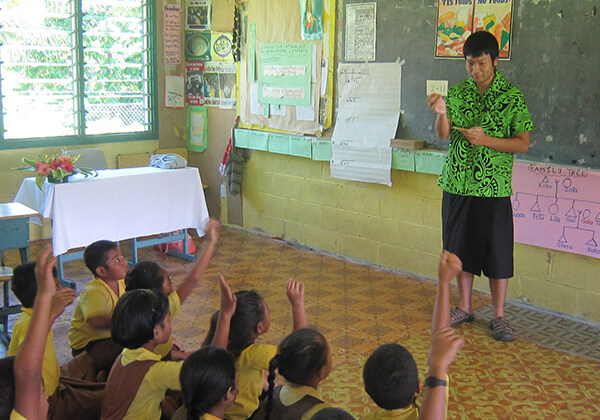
341, 0, 600, 170
237, 0, 336, 135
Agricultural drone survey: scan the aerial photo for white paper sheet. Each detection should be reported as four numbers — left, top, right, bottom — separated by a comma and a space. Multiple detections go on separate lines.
331, 62, 402, 186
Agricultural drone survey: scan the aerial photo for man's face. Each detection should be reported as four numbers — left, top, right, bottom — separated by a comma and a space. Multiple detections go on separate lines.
466, 53, 498, 88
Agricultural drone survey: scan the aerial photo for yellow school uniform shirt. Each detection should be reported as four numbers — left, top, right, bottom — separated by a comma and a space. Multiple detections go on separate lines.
201, 414, 221, 420
121, 347, 182, 420
224, 343, 277, 420
153, 291, 181, 359
7, 308, 60, 397
68, 277, 125, 350
10, 410, 27, 420
362, 375, 449, 420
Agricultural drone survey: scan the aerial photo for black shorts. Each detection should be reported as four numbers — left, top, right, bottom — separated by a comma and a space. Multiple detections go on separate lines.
442, 191, 514, 279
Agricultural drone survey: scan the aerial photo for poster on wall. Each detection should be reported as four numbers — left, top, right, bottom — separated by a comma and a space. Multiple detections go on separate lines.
186, 61, 236, 108
186, 0, 211, 30
187, 106, 208, 152
211, 32, 234, 61
165, 75, 185, 108
163, 4, 182, 65
435, 0, 513, 59
258, 42, 312, 107
185, 31, 211, 61
344, 2, 376, 62
300, 0, 323, 40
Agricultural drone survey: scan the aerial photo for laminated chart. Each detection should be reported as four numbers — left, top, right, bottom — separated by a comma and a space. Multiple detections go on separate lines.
512, 162, 600, 259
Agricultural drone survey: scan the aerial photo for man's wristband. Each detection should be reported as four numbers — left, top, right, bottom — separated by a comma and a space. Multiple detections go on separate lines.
425, 376, 447, 388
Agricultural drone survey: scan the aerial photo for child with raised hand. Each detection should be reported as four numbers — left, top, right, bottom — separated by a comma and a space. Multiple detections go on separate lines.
8, 261, 105, 419
8, 262, 76, 399
11, 245, 58, 420
101, 274, 236, 420
125, 218, 221, 360
68, 240, 129, 377
202, 278, 307, 420
361, 251, 464, 420
264, 328, 333, 420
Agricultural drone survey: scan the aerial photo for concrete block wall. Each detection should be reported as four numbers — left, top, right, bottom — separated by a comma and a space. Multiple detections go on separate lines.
242, 150, 600, 324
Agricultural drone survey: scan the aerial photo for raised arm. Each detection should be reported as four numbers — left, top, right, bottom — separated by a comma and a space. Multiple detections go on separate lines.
212, 275, 237, 348
286, 278, 307, 330
431, 251, 462, 335
420, 327, 464, 420
13, 246, 56, 420
176, 218, 221, 303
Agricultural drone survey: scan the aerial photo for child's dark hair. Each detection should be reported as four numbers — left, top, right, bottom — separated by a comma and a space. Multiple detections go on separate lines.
463, 30, 499, 62
310, 407, 356, 420
84, 240, 119, 276
0, 357, 15, 420
363, 343, 418, 410
265, 328, 329, 420
111, 289, 169, 349
180, 347, 236, 420
11, 262, 58, 308
201, 289, 266, 358
126, 261, 164, 292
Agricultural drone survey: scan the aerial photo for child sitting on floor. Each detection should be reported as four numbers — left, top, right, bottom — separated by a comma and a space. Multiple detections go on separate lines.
100, 288, 181, 420
264, 328, 334, 420
361, 251, 465, 420
173, 346, 238, 420
125, 218, 221, 360
8, 261, 104, 419
68, 240, 129, 378
102, 275, 236, 420
202, 278, 307, 420
8, 246, 61, 419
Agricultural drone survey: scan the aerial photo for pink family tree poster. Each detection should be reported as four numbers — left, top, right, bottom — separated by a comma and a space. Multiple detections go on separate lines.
512, 161, 600, 259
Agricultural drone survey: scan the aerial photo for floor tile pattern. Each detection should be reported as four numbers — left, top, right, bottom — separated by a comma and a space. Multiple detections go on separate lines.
1, 228, 599, 419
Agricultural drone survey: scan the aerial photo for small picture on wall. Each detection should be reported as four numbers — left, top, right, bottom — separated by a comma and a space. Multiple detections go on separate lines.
186, 0, 211, 30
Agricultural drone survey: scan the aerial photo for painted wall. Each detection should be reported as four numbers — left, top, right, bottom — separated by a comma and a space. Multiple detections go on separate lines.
241, 151, 600, 324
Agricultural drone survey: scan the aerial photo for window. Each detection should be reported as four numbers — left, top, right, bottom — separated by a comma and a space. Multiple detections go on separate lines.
0, 0, 158, 149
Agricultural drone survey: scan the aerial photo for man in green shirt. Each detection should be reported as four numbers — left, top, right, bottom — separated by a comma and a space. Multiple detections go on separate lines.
427, 31, 534, 341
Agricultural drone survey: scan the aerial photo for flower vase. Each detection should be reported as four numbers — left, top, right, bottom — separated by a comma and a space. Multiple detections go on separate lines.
47, 175, 70, 184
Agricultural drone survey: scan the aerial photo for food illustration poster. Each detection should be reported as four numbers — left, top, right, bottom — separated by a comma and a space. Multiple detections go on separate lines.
473, 0, 513, 59
435, 0, 513, 59
186, 0, 211, 30
300, 0, 323, 40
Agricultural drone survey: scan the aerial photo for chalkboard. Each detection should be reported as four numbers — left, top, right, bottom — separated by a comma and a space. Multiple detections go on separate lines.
341, 0, 600, 169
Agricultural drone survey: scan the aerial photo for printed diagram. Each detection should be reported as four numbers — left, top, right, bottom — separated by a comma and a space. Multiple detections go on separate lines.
512, 162, 600, 259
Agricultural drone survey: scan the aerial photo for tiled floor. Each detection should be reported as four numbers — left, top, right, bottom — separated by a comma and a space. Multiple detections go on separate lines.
2, 228, 600, 419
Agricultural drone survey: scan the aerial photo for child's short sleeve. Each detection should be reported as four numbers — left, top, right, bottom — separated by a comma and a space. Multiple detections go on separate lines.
80, 286, 114, 320
245, 344, 278, 370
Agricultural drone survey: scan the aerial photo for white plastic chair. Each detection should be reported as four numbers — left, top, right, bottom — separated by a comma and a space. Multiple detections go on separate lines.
65, 148, 108, 170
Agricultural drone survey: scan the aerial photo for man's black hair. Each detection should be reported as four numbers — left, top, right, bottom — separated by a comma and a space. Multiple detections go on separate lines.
463, 30, 499, 62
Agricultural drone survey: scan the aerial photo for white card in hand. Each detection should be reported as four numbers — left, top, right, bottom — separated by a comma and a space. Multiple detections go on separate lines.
426, 80, 448, 96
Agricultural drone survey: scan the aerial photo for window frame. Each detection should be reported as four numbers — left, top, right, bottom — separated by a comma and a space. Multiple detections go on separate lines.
0, 0, 159, 150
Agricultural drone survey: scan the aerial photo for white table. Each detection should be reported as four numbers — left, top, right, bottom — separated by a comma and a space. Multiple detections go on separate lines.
14, 167, 209, 283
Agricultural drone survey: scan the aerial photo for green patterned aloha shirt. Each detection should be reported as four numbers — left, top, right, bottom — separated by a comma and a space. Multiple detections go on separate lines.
438, 70, 535, 197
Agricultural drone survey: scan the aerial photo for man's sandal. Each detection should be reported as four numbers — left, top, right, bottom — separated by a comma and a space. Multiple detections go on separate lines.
490, 317, 515, 342
450, 307, 475, 327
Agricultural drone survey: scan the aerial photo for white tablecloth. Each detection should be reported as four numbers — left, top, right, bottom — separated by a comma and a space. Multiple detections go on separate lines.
14, 167, 209, 255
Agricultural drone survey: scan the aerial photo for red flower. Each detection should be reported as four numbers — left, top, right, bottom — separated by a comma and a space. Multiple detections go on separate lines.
60, 161, 75, 172
50, 160, 59, 170
36, 162, 52, 176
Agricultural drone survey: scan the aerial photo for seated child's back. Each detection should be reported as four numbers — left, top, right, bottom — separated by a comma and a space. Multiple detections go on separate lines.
101, 289, 182, 420
362, 344, 422, 420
